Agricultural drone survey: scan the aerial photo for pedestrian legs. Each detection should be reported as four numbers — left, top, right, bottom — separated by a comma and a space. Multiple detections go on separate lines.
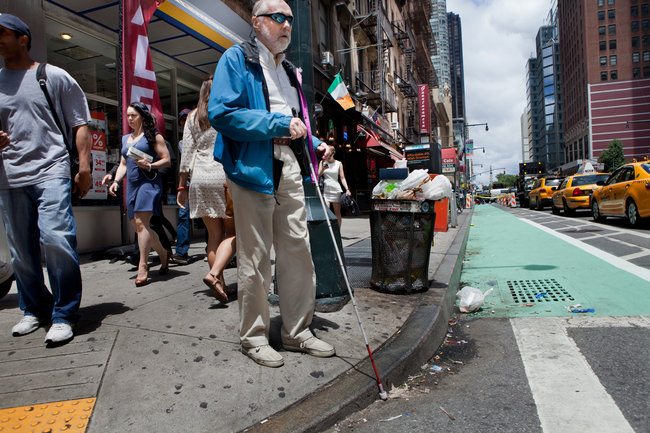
0, 178, 82, 324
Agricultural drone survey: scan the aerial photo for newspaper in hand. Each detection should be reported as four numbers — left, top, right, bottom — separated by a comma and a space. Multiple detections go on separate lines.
126, 145, 153, 163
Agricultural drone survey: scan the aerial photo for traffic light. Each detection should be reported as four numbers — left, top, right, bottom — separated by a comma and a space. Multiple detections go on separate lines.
519, 162, 545, 175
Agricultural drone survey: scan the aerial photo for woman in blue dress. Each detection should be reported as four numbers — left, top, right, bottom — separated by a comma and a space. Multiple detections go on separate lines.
108, 102, 171, 286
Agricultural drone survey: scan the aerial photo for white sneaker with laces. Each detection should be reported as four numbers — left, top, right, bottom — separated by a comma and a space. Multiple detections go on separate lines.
12, 316, 41, 336
44, 323, 73, 344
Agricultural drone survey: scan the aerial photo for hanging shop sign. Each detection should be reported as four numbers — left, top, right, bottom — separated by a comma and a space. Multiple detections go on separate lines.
418, 84, 430, 135
441, 148, 457, 174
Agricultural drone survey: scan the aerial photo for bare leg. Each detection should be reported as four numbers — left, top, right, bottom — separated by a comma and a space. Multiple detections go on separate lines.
332, 202, 342, 228
134, 212, 167, 273
202, 216, 224, 269
205, 217, 236, 280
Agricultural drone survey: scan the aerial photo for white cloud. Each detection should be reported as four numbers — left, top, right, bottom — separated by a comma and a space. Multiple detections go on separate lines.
447, 0, 552, 186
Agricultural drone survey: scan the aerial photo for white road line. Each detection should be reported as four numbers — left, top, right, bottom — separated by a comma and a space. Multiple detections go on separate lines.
560, 316, 650, 328
521, 218, 650, 283
621, 250, 650, 260
511, 317, 636, 433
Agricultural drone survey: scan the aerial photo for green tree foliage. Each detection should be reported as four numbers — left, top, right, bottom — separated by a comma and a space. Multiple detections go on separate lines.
495, 173, 518, 187
598, 139, 625, 172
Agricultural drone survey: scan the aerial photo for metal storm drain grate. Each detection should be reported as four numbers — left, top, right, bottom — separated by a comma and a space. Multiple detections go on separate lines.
506, 279, 575, 303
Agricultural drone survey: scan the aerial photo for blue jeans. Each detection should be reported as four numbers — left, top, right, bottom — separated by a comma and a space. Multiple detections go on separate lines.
0, 178, 82, 324
175, 204, 190, 256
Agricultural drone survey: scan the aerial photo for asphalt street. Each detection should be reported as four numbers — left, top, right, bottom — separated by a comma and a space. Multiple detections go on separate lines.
326, 204, 650, 433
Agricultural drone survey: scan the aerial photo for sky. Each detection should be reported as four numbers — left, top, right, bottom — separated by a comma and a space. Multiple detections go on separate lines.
446, 0, 554, 186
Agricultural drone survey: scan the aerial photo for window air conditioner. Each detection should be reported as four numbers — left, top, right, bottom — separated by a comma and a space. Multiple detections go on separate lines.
391, 121, 400, 130
321, 51, 334, 68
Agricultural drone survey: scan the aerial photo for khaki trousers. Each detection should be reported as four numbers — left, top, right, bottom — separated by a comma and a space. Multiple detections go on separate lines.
229, 144, 316, 348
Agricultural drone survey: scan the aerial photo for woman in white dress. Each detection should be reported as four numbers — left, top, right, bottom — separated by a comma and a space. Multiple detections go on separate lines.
176, 77, 233, 302
318, 144, 351, 228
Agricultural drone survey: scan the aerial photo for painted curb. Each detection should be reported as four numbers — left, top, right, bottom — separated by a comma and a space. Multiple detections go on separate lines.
242, 210, 472, 433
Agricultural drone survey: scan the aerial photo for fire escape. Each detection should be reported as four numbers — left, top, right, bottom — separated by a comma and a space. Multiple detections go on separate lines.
404, 0, 437, 140
353, 0, 398, 117
392, 19, 417, 143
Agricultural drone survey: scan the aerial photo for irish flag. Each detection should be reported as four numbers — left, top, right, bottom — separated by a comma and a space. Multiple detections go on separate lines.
328, 73, 355, 110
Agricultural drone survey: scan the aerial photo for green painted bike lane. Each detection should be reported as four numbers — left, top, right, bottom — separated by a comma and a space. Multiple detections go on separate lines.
460, 205, 650, 318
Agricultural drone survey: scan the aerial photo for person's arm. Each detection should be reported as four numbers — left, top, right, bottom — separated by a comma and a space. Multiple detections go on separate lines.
0, 130, 9, 150
208, 48, 293, 141
178, 112, 197, 176
108, 157, 127, 197
135, 134, 170, 172
176, 118, 194, 208
73, 124, 92, 198
339, 161, 351, 195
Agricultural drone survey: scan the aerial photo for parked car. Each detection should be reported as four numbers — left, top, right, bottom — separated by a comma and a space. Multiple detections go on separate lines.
528, 176, 564, 210
551, 173, 611, 215
0, 219, 14, 299
591, 161, 650, 226
517, 177, 536, 208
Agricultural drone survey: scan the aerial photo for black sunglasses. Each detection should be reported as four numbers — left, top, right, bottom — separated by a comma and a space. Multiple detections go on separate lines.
257, 12, 293, 26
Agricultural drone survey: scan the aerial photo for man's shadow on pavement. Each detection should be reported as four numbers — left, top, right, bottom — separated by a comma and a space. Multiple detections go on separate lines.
269, 315, 340, 348
75, 302, 132, 336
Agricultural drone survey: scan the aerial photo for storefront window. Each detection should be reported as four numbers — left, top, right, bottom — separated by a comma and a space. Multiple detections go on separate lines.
46, 18, 120, 206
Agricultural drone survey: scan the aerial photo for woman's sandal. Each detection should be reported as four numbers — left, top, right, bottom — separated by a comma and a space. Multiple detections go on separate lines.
202, 272, 228, 302
159, 250, 170, 276
135, 264, 150, 287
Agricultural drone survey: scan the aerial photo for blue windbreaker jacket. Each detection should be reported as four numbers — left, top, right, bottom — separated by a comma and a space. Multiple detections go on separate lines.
208, 39, 318, 195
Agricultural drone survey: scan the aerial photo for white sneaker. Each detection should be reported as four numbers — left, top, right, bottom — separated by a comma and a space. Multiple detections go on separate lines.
12, 316, 41, 336
44, 323, 73, 344
241, 345, 284, 368
283, 335, 336, 358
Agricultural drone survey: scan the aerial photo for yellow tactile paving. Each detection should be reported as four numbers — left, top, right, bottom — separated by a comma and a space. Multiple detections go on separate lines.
0, 398, 96, 433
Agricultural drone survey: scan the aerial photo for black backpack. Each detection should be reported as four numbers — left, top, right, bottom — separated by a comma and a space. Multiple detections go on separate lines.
36, 63, 79, 178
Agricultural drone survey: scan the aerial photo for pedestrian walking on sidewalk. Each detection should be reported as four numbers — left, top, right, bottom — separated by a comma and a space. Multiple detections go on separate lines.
171, 108, 192, 265
176, 76, 234, 302
108, 102, 171, 287
318, 143, 351, 228
208, 0, 335, 368
0, 14, 92, 345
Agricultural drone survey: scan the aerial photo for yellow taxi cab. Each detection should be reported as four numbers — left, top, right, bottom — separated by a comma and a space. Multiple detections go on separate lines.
551, 173, 610, 215
528, 176, 564, 210
591, 160, 650, 226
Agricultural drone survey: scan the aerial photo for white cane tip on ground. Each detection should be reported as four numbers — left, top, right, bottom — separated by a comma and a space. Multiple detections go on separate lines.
379, 390, 388, 401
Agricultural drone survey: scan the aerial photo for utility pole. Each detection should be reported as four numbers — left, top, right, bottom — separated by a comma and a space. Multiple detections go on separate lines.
489, 165, 493, 189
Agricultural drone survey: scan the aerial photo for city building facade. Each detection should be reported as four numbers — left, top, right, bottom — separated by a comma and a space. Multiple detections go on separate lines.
1, 0, 441, 251
527, 9, 564, 173
559, 0, 650, 167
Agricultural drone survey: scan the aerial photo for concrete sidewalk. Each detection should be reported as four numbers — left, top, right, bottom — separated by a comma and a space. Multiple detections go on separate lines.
0, 211, 471, 433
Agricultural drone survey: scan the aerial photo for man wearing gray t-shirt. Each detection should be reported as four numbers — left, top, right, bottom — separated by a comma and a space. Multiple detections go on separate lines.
0, 14, 91, 346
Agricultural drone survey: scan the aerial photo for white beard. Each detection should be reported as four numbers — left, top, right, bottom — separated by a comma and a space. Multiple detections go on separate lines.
258, 26, 291, 54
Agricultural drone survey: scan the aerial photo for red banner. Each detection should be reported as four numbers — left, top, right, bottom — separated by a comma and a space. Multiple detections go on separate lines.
121, 0, 165, 135
418, 84, 430, 135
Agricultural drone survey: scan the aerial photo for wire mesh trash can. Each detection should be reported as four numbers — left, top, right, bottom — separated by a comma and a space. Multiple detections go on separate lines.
369, 199, 436, 293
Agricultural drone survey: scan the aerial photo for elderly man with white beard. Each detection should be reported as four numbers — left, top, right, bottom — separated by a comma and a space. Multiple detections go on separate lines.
208, 0, 334, 368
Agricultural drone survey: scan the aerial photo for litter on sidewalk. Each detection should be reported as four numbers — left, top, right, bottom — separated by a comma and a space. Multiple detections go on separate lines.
457, 286, 493, 312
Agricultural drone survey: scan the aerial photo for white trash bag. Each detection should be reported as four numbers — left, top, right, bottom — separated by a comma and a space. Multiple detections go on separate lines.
457, 286, 493, 313
398, 169, 429, 191
422, 175, 453, 200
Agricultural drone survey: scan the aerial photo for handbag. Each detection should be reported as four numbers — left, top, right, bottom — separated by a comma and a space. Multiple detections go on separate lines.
36, 63, 79, 179
340, 193, 361, 216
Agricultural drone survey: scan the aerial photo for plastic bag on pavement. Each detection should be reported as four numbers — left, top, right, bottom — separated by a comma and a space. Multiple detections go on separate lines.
457, 286, 493, 313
